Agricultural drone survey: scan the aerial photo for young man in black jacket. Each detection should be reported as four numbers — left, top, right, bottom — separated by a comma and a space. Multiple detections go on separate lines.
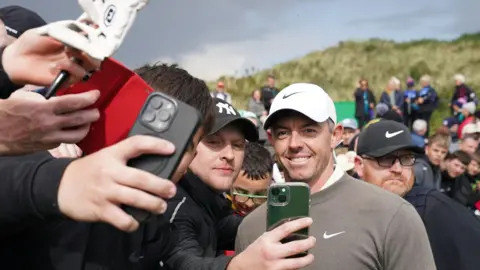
442, 150, 480, 209
160, 98, 259, 269
355, 120, 480, 270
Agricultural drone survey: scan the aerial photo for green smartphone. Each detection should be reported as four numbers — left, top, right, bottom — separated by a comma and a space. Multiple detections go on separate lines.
267, 182, 311, 258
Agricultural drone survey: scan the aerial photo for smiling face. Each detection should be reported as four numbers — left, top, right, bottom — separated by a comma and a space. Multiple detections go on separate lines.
188, 125, 246, 191
270, 111, 341, 187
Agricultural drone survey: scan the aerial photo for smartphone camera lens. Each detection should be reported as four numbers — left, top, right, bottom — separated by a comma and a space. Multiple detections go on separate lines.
271, 188, 280, 196
156, 110, 171, 122
278, 194, 287, 203
142, 110, 156, 123
150, 96, 164, 109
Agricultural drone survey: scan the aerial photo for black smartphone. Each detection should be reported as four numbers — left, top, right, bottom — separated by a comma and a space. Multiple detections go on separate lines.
124, 92, 202, 222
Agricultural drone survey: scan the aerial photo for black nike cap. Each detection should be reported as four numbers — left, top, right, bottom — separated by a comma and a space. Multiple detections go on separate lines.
357, 120, 424, 158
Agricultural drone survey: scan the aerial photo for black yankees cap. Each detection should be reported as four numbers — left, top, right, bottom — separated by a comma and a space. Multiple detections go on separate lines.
357, 120, 424, 158
0, 6, 46, 38
211, 98, 259, 142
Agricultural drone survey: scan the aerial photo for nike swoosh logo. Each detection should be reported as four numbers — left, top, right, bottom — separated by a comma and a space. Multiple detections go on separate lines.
323, 231, 345, 239
282, 92, 301, 99
385, 130, 404, 138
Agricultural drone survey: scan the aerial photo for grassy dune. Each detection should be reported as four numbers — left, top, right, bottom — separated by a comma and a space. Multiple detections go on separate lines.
210, 33, 480, 130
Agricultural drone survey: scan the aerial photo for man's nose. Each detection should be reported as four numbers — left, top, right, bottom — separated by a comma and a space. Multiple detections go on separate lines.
244, 199, 254, 208
221, 144, 234, 161
288, 132, 303, 150
389, 159, 403, 173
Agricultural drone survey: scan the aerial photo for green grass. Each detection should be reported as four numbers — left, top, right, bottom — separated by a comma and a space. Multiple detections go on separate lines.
209, 33, 480, 131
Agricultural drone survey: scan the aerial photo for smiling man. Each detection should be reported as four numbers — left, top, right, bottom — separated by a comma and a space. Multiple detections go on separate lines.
355, 120, 480, 270
161, 98, 259, 269
235, 83, 435, 269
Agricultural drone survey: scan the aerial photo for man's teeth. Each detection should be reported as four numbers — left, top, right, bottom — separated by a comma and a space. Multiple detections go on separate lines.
291, 157, 310, 162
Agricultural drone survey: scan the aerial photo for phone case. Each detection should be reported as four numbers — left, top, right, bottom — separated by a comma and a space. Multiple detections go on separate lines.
54, 58, 151, 155
124, 92, 202, 222
267, 182, 310, 257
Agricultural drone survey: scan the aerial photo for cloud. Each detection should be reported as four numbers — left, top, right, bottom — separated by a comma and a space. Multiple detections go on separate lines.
121, 0, 325, 68
4, 0, 478, 81
3, 0, 323, 78
175, 28, 320, 80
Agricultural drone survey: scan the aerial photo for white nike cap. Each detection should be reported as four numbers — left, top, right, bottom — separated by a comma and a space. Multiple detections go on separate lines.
263, 83, 337, 130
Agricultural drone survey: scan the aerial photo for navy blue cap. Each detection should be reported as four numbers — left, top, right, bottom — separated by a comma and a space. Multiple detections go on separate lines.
443, 117, 459, 128
0, 6, 46, 38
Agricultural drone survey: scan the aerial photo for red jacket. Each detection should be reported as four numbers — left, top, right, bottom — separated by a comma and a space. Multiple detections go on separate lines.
458, 116, 474, 139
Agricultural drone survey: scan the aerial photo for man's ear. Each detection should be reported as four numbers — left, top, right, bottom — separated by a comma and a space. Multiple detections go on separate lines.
331, 124, 343, 148
267, 129, 273, 143
353, 155, 364, 179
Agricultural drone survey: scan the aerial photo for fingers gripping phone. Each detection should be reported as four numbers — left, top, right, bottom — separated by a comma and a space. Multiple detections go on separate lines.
267, 182, 310, 258
123, 92, 202, 223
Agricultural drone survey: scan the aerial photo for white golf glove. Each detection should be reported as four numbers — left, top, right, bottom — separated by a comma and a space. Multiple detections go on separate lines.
35, 0, 149, 60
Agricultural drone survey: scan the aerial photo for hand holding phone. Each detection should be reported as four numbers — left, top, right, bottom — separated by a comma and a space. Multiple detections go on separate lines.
123, 92, 202, 222
267, 182, 311, 258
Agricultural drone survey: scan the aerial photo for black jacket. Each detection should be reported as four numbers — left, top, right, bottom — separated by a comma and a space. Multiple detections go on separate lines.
440, 172, 480, 209
0, 152, 156, 270
450, 84, 477, 114
405, 186, 480, 270
0, 151, 71, 235
353, 88, 376, 118
260, 86, 278, 112
161, 171, 243, 270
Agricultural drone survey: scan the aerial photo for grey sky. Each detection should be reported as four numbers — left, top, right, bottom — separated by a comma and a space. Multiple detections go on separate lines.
1, 0, 479, 80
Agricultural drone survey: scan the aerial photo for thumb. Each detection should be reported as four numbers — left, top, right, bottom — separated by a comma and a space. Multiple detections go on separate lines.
105, 135, 175, 162
9, 89, 46, 101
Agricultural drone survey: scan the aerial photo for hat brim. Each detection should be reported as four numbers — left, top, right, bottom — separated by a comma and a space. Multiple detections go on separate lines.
342, 125, 357, 130
362, 144, 424, 158
210, 118, 259, 142
264, 109, 329, 130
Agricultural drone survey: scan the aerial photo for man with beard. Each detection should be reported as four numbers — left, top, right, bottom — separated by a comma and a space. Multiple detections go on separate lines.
355, 119, 480, 270
235, 83, 434, 270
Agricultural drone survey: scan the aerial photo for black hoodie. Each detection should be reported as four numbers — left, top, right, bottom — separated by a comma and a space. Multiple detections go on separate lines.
160, 171, 243, 270
441, 171, 480, 209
